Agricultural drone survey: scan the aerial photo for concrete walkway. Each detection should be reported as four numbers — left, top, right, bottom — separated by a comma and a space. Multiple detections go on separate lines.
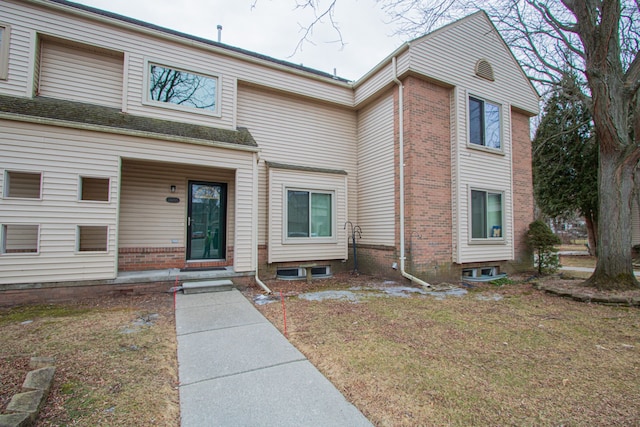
175, 289, 372, 427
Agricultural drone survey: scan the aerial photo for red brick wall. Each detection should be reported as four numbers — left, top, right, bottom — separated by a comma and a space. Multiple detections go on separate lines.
398, 76, 454, 279
118, 247, 233, 271
352, 244, 403, 279
510, 109, 535, 269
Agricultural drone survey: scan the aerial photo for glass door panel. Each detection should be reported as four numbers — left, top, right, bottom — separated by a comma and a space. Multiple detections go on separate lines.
187, 182, 226, 260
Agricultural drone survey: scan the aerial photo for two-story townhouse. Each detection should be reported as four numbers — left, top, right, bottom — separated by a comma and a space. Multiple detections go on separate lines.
0, 0, 539, 300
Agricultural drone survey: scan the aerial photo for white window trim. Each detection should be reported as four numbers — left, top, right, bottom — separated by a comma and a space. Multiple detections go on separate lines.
468, 187, 506, 244
1, 224, 40, 255
142, 58, 222, 117
467, 94, 504, 154
0, 23, 10, 81
77, 175, 112, 203
2, 170, 43, 200
76, 225, 110, 253
283, 187, 337, 244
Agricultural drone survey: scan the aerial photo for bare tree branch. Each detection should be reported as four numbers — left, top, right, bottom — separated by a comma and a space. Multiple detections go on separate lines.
625, 51, 640, 95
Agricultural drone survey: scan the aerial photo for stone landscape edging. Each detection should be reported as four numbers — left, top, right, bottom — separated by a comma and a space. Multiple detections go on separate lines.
535, 282, 640, 306
0, 357, 55, 427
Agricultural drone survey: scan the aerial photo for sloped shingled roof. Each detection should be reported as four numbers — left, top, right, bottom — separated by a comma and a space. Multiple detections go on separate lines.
0, 95, 258, 147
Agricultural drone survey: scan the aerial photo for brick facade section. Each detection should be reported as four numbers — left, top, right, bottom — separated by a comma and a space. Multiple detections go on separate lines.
510, 110, 535, 269
395, 76, 455, 280
118, 247, 233, 271
351, 244, 403, 280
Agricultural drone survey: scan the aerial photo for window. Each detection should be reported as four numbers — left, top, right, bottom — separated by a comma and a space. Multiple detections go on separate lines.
469, 97, 501, 149
0, 24, 9, 80
471, 190, 503, 239
80, 177, 110, 201
78, 226, 108, 252
147, 62, 218, 114
287, 190, 333, 238
4, 171, 42, 199
1, 224, 39, 254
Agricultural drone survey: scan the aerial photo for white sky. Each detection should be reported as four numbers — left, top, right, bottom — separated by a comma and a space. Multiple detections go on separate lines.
73, 0, 407, 81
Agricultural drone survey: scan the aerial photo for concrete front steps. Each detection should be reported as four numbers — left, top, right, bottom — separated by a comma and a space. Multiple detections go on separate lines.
182, 279, 234, 294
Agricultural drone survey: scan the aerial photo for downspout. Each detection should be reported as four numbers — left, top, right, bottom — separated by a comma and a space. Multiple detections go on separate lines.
253, 152, 272, 294
392, 56, 431, 288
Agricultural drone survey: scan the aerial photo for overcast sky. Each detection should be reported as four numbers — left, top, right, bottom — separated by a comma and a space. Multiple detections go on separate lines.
74, 0, 407, 81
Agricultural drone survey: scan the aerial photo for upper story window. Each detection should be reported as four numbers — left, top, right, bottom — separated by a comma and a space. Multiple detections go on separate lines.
0, 24, 10, 80
147, 62, 219, 115
469, 96, 501, 150
471, 189, 503, 240
286, 189, 333, 239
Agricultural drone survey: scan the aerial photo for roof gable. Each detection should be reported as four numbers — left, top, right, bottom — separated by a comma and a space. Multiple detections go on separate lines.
405, 11, 539, 115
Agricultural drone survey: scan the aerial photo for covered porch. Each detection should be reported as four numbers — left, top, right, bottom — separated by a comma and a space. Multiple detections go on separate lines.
118, 158, 250, 274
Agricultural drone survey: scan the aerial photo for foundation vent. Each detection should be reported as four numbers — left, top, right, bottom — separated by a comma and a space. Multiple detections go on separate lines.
475, 59, 495, 81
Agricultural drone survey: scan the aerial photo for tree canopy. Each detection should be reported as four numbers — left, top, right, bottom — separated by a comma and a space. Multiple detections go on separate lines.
533, 73, 598, 253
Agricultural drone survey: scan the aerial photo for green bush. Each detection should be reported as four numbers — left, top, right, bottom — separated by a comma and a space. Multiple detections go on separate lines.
527, 220, 562, 275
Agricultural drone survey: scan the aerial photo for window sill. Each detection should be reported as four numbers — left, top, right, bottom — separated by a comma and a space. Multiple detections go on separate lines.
466, 143, 505, 155
1, 251, 40, 256
283, 238, 338, 245
142, 100, 222, 118
468, 239, 507, 245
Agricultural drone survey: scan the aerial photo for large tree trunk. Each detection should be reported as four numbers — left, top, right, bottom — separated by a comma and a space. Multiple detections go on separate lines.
584, 213, 597, 257
565, 0, 640, 290
585, 151, 639, 290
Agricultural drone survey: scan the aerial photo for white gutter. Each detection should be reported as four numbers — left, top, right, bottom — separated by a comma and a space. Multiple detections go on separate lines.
392, 57, 431, 289
253, 152, 272, 294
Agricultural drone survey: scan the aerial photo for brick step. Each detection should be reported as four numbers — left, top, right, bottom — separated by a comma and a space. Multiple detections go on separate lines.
182, 279, 234, 294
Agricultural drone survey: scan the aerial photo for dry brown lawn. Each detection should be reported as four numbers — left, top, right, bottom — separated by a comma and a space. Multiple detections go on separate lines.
3, 274, 640, 427
0, 294, 179, 426
251, 275, 640, 426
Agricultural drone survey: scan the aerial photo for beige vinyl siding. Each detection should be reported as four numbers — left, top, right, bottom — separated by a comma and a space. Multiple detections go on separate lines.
39, 38, 124, 108
1, 1, 352, 127
118, 161, 236, 250
0, 119, 255, 284
354, 61, 395, 107
407, 13, 538, 116
356, 92, 395, 246
455, 89, 514, 263
268, 167, 348, 262
0, 16, 31, 96
236, 84, 358, 247
354, 48, 412, 107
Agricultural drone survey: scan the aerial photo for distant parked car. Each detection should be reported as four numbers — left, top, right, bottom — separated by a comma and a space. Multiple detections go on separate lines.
192, 231, 205, 239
